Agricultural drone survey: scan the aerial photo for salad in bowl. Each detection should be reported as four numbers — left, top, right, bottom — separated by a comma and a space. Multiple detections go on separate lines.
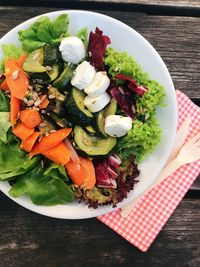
0, 11, 177, 218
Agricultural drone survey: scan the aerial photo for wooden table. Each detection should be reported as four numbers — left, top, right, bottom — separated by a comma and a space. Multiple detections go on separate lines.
0, 1, 199, 266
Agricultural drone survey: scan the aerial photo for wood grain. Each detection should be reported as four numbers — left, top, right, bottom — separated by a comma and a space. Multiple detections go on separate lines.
2, 0, 200, 8
0, 194, 199, 267
0, 7, 199, 98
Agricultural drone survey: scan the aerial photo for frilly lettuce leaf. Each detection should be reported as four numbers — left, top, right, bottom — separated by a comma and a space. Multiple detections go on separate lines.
104, 47, 166, 115
117, 116, 162, 163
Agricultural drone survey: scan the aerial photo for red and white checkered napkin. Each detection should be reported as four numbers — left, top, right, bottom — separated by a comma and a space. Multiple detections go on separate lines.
97, 90, 200, 252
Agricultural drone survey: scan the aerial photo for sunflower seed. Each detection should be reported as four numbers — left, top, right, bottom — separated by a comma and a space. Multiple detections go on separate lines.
12, 70, 19, 80
48, 94, 55, 99
34, 99, 41, 107
45, 66, 52, 71
39, 123, 46, 127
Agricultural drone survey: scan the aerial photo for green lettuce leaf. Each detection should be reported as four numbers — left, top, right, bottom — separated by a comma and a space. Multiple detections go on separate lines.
0, 90, 9, 112
44, 163, 69, 182
18, 14, 69, 52
9, 164, 74, 205
37, 19, 52, 43
76, 27, 88, 48
0, 44, 24, 73
0, 141, 39, 180
0, 112, 11, 143
50, 14, 69, 39
117, 116, 162, 163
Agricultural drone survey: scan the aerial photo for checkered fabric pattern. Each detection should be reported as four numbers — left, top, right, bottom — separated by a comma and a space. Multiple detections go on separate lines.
97, 90, 200, 252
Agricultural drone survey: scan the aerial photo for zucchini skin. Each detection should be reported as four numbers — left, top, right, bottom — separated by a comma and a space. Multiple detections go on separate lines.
53, 65, 74, 91
65, 88, 94, 126
74, 126, 117, 157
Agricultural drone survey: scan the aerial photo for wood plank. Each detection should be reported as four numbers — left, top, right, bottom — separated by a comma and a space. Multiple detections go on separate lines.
0, 7, 199, 98
1, 1, 200, 19
1, 0, 200, 8
0, 195, 199, 267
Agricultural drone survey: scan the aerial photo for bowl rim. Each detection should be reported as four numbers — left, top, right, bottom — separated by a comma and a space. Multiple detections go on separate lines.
0, 10, 178, 219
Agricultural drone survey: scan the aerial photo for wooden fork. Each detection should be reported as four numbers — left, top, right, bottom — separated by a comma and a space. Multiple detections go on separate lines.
120, 132, 200, 218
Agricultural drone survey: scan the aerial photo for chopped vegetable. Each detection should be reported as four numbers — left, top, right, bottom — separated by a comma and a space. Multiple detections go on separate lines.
17, 54, 27, 67
115, 73, 148, 97
42, 142, 70, 165
19, 109, 41, 128
65, 138, 80, 164
39, 97, 49, 109
12, 122, 34, 141
29, 128, 72, 156
20, 132, 40, 152
66, 157, 96, 189
94, 154, 122, 189
10, 94, 20, 125
5, 58, 29, 100
88, 27, 111, 70
110, 85, 135, 118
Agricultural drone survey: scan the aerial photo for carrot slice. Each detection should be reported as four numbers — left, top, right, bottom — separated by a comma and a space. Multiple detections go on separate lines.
10, 94, 20, 125
5, 58, 29, 100
80, 157, 96, 190
39, 97, 49, 109
12, 122, 34, 141
65, 138, 80, 164
29, 128, 72, 157
42, 142, 70, 165
19, 109, 41, 128
20, 132, 40, 152
65, 157, 96, 189
17, 54, 27, 67
0, 79, 9, 91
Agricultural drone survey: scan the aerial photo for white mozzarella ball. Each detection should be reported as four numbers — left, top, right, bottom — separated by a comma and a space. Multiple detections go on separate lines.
84, 71, 110, 97
71, 61, 96, 90
83, 92, 111, 113
105, 115, 132, 137
59, 36, 85, 64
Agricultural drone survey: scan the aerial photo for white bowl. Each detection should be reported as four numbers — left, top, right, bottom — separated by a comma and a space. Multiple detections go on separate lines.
0, 10, 177, 219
